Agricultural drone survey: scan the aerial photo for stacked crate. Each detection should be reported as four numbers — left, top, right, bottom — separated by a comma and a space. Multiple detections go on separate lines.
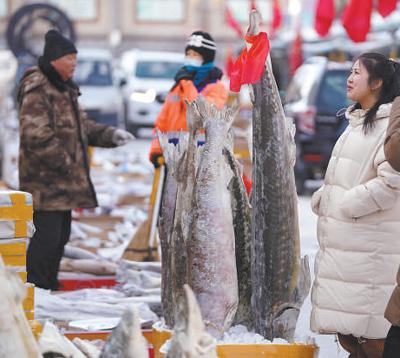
0, 190, 35, 320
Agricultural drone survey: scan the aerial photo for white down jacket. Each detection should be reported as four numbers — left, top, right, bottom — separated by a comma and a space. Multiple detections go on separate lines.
310, 103, 400, 339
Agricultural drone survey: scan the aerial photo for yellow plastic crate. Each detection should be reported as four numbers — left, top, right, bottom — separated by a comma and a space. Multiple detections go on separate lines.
0, 240, 27, 255
152, 328, 319, 358
0, 191, 33, 220
1, 254, 26, 266
24, 310, 34, 320
29, 320, 43, 340
18, 271, 27, 282
23, 284, 34, 311
0, 191, 34, 238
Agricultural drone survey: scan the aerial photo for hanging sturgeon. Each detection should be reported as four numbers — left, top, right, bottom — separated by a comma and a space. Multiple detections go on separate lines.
167, 103, 203, 327
223, 144, 253, 329
246, 11, 310, 340
188, 98, 238, 339
157, 131, 188, 327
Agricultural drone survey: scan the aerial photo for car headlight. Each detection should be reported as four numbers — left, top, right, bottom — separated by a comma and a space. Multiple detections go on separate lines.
130, 89, 156, 103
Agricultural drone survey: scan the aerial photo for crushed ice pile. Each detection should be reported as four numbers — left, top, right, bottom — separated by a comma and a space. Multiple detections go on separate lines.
219, 325, 286, 344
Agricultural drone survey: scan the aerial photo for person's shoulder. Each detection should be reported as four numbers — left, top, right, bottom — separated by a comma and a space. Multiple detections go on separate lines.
20, 67, 48, 92
17, 67, 49, 103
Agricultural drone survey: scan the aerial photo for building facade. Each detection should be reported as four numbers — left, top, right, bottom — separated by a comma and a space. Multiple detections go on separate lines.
0, 0, 293, 59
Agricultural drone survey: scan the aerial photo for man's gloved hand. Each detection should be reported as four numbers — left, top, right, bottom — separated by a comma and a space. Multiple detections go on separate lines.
150, 153, 164, 168
174, 67, 195, 83
112, 129, 134, 146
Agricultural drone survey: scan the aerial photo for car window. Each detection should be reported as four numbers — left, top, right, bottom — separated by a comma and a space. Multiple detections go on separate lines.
74, 60, 113, 86
285, 64, 321, 104
135, 61, 182, 79
316, 69, 352, 115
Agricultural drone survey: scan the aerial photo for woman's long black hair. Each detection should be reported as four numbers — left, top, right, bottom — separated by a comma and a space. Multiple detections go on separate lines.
350, 52, 400, 133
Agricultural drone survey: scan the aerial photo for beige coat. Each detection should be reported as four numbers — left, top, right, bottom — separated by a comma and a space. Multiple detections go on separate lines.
310, 103, 400, 339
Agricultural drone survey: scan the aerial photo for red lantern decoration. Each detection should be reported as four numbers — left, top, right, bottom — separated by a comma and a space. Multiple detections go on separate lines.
342, 0, 373, 43
314, 0, 335, 37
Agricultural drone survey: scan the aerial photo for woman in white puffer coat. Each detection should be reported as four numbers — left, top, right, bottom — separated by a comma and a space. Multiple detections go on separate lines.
310, 52, 400, 358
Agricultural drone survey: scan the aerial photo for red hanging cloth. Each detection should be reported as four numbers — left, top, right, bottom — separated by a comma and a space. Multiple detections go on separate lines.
249, 0, 257, 12
377, 0, 397, 17
289, 28, 303, 77
314, 0, 335, 37
342, 0, 373, 43
229, 32, 270, 93
225, 6, 244, 39
271, 0, 282, 34
225, 48, 235, 78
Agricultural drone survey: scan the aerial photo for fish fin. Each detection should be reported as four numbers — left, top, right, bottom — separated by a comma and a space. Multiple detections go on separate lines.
224, 128, 235, 153
185, 99, 203, 132
167, 285, 217, 357
100, 306, 148, 357
285, 117, 297, 168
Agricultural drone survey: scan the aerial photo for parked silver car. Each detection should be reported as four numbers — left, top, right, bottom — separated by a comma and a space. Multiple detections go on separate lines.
74, 48, 124, 128
120, 49, 184, 136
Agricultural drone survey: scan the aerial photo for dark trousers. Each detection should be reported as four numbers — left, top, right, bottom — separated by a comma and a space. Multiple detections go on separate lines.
27, 210, 71, 290
383, 326, 400, 358
338, 333, 385, 358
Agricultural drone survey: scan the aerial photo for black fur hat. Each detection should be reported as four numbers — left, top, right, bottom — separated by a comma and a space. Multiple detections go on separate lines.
185, 31, 216, 64
42, 29, 77, 62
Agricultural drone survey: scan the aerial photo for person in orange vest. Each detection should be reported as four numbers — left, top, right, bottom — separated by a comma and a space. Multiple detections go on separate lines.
149, 31, 228, 166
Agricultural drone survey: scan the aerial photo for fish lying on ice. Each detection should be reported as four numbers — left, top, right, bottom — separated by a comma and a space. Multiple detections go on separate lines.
64, 245, 100, 260
60, 258, 117, 275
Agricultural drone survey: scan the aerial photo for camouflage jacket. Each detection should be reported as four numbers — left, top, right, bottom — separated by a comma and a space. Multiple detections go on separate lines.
17, 66, 117, 210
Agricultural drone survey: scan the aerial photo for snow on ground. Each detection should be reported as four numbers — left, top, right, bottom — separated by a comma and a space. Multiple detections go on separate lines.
296, 195, 347, 357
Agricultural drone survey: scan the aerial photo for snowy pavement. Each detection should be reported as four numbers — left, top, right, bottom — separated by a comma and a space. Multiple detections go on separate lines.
296, 196, 347, 357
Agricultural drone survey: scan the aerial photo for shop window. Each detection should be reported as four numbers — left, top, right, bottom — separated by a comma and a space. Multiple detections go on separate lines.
0, 0, 7, 19
226, 0, 271, 23
47, 0, 98, 21
136, 0, 185, 22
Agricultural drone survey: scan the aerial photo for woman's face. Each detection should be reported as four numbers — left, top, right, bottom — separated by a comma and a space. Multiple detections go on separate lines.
347, 59, 381, 109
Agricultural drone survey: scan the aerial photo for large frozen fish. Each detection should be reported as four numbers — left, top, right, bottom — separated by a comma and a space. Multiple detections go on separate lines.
166, 285, 217, 358
64, 245, 100, 260
223, 147, 253, 329
99, 306, 149, 358
157, 131, 188, 327
248, 10, 310, 340
0, 257, 41, 357
120, 259, 161, 274
60, 258, 117, 275
188, 98, 238, 338
168, 102, 203, 326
